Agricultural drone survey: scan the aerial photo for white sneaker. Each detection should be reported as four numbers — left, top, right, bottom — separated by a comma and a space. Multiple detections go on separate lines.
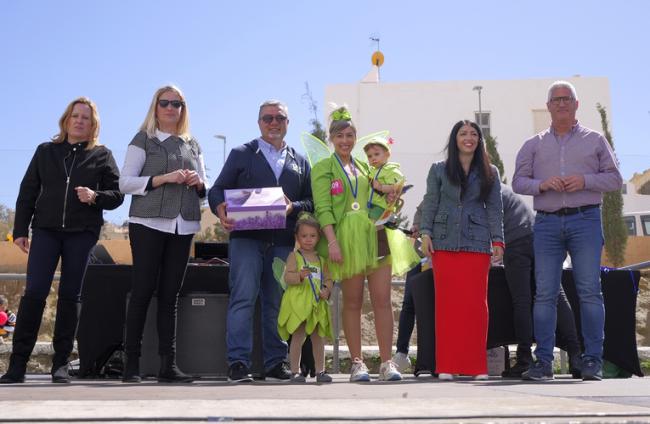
349, 358, 370, 382
474, 374, 488, 381
391, 352, 411, 373
379, 360, 402, 381
438, 373, 453, 381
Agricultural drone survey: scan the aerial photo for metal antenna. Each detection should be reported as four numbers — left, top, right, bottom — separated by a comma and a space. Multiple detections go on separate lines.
370, 36, 380, 51
370, 36, 381, 81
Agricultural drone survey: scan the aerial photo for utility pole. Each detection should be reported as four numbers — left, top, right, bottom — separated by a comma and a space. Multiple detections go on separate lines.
214, 134, 226, 166
473, 85, 483, 128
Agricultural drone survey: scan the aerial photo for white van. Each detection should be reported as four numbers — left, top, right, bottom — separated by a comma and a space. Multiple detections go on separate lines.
623, 211, 650, 237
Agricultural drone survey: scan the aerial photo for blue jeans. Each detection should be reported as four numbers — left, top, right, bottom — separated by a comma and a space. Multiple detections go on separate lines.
227, 238, 291, 370
532, 207, 604, 365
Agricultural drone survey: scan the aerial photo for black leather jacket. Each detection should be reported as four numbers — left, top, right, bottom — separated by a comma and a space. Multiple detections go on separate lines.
13, 140, 124, 238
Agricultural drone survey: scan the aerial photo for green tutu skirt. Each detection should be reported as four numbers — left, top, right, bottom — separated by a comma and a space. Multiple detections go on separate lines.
326, 210, 378, 281
277, 282, 333, 341
386, 228, 421, 276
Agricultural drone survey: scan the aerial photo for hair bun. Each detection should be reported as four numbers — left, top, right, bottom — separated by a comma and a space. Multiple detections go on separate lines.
297, 211, 315, 221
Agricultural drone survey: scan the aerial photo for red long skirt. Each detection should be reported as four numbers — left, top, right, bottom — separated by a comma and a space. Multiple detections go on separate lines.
433, 250, 490, 376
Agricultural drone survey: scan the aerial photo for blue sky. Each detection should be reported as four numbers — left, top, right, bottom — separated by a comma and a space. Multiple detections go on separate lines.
2, 0, 649, 224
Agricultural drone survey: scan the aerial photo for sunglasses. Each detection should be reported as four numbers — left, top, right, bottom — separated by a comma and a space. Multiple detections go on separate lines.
158, 99, 185, 109
260, 114, 287, 124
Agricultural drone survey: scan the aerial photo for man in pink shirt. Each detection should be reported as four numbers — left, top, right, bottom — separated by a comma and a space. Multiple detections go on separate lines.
513, 81, 622, 381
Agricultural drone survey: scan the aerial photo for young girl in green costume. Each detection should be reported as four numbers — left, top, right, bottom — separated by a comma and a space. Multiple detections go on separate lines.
278, 214, 333, 383
364, 137, 420, 276
311, 106, 402, 382
364, 137, 404, 223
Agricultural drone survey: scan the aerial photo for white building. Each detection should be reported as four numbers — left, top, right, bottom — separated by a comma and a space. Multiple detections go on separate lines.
325, 73, 648, 221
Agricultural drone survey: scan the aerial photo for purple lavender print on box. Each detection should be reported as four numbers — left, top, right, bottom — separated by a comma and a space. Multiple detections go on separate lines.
224, 187, 287, 230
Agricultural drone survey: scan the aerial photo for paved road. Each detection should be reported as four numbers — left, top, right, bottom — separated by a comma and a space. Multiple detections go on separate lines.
0, 373, 649, 423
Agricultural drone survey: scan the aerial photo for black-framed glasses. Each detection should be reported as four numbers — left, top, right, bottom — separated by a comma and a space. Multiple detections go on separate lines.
158, 99, 185, 109
260, 114, 287, 124
550, 96, 574, 105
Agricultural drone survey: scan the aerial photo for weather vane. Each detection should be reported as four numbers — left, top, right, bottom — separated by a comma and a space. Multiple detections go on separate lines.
369, 36, 384, 81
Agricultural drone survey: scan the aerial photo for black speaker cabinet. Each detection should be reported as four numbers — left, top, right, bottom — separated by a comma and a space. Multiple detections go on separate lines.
180, 264, 229, 295
140, 294, 264, 378
77, 265, 132, 377
194, 242, 229, 260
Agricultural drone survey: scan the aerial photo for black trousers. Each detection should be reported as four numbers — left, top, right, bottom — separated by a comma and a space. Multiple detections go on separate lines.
503, 234, 534, 350
396, 264, 420, 354
124, 223, 193, 356
25, 228, 97, 302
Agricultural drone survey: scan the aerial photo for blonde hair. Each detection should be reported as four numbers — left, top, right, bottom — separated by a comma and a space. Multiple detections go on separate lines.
51, 97, 101, 149
327, 105, 357, 142
140, 85, 192, 141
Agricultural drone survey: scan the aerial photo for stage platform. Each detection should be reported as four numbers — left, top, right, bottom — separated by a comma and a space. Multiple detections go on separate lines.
1, 373, 649, 422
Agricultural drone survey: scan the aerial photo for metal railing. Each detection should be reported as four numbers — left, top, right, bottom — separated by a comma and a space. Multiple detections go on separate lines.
619, 261, 650, 270
329, 279, 406, 373
0, 273, 59, 281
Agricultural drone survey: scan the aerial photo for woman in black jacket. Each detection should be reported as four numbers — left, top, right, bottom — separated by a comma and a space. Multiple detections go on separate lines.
0, 97, 124, 384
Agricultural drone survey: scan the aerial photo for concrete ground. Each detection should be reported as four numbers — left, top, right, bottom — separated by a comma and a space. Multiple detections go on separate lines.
0, 373, 649, 423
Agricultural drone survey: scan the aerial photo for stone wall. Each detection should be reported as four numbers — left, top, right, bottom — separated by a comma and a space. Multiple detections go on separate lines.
0, 342, 78, 374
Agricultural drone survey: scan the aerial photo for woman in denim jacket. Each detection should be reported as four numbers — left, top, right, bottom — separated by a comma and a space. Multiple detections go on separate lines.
420, 120, 504, 380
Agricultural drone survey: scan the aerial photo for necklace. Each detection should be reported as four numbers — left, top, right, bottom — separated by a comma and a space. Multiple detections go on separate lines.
334, 154, 360, 211
296, 250, 324, 303
367, 164, 385, 209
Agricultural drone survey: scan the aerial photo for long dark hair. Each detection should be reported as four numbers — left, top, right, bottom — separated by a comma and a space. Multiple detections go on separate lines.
445, 120, 494, 202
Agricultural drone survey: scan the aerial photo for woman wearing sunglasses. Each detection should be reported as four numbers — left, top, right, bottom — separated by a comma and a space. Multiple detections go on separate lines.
119, 85, 206, 383
1, 97, 123, 384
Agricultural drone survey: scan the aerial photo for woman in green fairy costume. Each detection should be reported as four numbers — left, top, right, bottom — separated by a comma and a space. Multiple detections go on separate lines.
310, 106, 402, 382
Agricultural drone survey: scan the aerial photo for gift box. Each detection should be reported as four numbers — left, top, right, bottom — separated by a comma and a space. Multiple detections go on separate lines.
224, 187, 286, 231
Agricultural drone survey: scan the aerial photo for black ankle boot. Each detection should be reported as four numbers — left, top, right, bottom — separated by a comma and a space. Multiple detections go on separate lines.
51, 363, 71, 383
157, 354, 193, 383
502, 345, 533, 378
122, 354, 142, 383
502, 360, 531, 378
0, 361, 27, 384
0, 297, 46, 384
569, 351, 582, 379
50, 299, 81, 384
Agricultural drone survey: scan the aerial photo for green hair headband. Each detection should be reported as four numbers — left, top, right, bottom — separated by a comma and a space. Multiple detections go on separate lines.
297, 211, 317, 221
332, 109, 352, 122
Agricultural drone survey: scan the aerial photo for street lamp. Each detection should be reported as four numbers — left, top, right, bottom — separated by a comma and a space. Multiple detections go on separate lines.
472, 85, 483, 128
214, 134, 226, 165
